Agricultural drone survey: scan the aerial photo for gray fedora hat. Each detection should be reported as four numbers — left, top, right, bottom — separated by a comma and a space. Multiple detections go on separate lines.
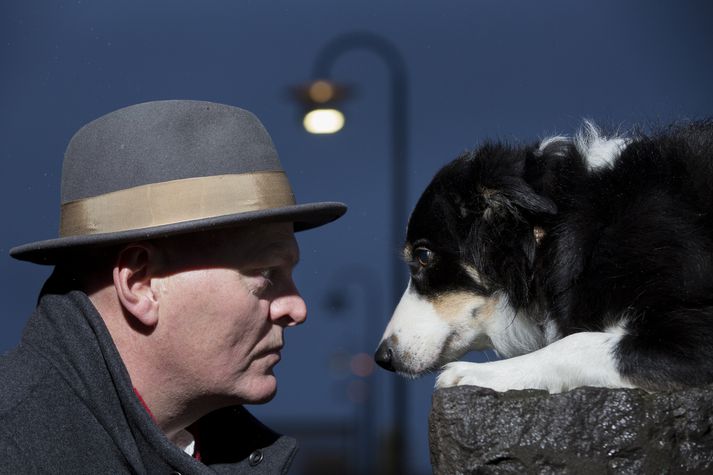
10, 100, 347, 264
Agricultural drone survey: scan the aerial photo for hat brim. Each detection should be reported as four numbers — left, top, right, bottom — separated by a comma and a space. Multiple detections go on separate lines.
10, 201, 347, 265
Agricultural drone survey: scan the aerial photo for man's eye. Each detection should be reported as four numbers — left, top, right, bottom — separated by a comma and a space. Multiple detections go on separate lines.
260, 269, 275, 285
250, 269, 275, 295
413, 247, 433, 267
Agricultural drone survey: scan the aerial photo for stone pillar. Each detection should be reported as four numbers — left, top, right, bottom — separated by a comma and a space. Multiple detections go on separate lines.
429, 385, 713, 474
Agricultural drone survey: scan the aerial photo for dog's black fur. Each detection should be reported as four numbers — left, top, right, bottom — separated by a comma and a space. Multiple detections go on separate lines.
403, 120, 713, 390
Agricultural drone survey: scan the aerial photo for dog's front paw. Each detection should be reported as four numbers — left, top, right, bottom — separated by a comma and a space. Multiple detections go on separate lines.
436, 362, 499, 390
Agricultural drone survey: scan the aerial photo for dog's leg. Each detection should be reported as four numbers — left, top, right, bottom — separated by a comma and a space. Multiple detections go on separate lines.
436, 329, 636, 393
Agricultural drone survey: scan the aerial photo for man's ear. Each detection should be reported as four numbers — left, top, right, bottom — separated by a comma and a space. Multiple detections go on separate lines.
113, 243, 161, 328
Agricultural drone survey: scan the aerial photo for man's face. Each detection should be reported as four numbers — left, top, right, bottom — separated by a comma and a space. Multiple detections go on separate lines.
154, 222, 306, 407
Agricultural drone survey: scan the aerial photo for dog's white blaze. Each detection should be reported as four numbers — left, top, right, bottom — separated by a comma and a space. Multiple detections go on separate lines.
380, 280, 482, 375
436, 324, 634, 393
538, 122, 630, 171
575, 120, 628, 171
380, 281, 451, 374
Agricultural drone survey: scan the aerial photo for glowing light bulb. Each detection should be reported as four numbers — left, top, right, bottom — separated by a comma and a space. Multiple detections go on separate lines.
303, 109, 345, 134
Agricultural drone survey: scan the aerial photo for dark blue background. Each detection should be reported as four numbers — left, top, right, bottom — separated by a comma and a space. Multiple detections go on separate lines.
2, 1, 712, 473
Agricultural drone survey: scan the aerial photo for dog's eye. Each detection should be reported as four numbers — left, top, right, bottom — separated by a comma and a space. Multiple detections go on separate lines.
413, 247, 433, 267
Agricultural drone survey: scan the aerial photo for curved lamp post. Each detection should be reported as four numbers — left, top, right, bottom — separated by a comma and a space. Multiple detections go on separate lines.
292, 31, 410, 475
324, 266, 383, 475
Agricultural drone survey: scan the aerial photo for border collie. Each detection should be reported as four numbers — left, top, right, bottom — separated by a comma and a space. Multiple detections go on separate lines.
375, 120, 713, 393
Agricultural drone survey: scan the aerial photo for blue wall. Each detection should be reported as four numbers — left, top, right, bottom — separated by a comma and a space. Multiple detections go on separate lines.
2, 1, 712, 473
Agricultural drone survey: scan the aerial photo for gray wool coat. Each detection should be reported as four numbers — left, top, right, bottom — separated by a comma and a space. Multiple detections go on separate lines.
0, 290, 297, 474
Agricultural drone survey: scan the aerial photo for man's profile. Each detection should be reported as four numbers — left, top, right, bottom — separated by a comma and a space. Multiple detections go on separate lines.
0, 100, 346, 473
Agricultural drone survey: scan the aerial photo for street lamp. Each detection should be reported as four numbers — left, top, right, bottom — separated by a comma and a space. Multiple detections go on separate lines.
292, 31, 410, 475
292, 79, 349, 134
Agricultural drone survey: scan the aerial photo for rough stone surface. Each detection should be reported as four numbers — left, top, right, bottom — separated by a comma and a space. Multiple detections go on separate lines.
429, 385, 713, 474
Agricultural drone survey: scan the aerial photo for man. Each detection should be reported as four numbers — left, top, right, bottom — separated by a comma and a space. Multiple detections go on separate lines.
0, 100, 346, 473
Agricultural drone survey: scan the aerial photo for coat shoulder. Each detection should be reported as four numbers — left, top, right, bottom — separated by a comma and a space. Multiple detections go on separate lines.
0, 343, 53, 416
0, 344, 131, 472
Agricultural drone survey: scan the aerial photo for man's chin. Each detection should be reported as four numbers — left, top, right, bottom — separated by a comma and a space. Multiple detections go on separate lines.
242, 374, 278, 404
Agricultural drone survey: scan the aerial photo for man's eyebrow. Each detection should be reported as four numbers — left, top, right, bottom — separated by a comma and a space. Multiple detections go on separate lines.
252, 241, 300, 266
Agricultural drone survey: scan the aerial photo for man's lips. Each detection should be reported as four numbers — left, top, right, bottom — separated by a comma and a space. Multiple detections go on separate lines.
259, 344, 283, 357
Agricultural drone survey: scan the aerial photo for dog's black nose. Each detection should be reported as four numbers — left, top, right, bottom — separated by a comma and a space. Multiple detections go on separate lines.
374, 341, 395, 372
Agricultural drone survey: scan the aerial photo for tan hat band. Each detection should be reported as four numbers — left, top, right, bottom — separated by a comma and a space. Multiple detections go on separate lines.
59, 171, 296, 237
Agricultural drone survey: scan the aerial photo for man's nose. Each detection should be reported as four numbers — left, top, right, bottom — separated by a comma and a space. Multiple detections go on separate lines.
271, 286, 307, 326
285, 293, 307, 326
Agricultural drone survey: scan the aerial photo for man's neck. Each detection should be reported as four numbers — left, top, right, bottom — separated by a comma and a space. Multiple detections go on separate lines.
88, 288, 204, 441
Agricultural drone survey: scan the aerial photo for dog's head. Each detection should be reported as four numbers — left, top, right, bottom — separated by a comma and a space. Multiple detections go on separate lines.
375, 143, 558, 377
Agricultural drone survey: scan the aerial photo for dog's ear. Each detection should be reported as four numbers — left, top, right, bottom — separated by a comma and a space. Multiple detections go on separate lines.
481, 176, 556, 221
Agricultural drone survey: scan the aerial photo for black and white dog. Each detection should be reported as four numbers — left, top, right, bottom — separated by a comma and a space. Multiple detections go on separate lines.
375, 120, 713, 393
